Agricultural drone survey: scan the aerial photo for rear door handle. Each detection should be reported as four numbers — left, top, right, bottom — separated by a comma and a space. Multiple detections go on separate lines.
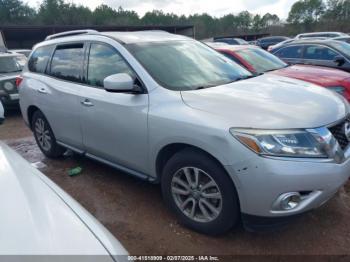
81, 99, 94, 107
37, 88, 47, 94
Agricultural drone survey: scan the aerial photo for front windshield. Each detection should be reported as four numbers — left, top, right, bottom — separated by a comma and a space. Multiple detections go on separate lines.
235, 38, 248, 45
236, 48, 287, 74
0, 57, 21, 73
332, 41, 350, 55
127, 40, 252, 91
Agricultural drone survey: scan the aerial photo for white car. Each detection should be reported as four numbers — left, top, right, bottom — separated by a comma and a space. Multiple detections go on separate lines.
0, 103, 128, 259
295, 32, 348, 39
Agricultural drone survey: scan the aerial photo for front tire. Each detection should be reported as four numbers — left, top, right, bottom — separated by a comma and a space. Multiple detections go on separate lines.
161, 148, 240, 235
32, 110, 65, 158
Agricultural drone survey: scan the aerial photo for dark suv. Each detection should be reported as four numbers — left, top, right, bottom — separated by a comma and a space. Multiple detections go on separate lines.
271, 39, 350, 72
256, 36, 289, 50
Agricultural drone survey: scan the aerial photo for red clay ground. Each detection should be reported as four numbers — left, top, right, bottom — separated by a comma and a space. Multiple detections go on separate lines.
1, 110, 350, 257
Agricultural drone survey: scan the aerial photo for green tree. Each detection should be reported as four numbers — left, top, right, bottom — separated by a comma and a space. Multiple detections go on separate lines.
0, 0, 36, 24
324, 0, 350, 21
287, 0, 325, 24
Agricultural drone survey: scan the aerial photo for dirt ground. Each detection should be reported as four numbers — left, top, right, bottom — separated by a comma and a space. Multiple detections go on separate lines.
1, 109, 350, 258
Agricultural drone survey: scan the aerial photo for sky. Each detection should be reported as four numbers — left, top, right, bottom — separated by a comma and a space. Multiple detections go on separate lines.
24, 0, 299, 19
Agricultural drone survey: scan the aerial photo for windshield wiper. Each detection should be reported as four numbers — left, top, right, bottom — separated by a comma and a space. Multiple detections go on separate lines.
193, 84, 216, 90
234, 75, 257, 82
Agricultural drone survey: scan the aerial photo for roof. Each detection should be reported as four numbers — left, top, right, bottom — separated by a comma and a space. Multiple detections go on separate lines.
0, 25, 195, 49
333, 36, 350, 40
258, 36, 290, 41
101, 30, 190, 44
297, 31, 346, 36
282, 39, 342, 46
209, 43, 257, 51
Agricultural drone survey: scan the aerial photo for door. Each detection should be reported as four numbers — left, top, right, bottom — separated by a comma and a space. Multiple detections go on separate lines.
42, 43, 85, 149
79, 42, 149, 173
273, 45, 304, 65
302, 45, 340, 69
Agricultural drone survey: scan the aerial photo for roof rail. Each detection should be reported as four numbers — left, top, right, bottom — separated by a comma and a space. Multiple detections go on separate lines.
45, 29, 99, 41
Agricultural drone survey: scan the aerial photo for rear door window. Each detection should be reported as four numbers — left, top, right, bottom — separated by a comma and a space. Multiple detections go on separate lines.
28, 45, 54, 74
274, 45, 303, 59
49, 43, 84, 83
303, 45, 338, 60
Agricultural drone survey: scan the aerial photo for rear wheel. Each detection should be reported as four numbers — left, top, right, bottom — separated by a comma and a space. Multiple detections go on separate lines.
32, 110, 65, 158
161, 148, 240, 235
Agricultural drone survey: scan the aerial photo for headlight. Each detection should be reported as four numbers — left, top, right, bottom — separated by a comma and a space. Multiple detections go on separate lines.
3, 81, 14, 91
230, 128, 328, 158
327, 86, 345, 95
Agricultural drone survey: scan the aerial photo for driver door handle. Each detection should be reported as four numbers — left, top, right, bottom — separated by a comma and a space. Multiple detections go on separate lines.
81, 99, 94, 107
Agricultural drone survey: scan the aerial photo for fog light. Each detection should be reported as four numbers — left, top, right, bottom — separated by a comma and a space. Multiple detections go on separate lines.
280, 192, 301, 210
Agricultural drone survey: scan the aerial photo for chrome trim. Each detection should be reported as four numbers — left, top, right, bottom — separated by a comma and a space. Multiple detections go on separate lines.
9, 93, 19, 100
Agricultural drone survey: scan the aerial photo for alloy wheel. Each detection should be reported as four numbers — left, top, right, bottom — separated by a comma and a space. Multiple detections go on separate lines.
171, 167, 223, 223
35, 118, 52, 152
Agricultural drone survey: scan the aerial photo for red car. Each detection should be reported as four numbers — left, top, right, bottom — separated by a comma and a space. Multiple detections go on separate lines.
212, 44, 350, 101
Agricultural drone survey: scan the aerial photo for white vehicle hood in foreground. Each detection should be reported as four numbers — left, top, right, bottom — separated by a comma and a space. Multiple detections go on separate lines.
181, 74, 348, 129
0, 142, 127, 258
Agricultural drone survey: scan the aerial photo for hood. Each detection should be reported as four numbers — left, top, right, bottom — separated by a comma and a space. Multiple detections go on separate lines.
270, 65, 350, 87
181, 74, 348, 129
0, 72, 19, 80
0, 142, 114, 256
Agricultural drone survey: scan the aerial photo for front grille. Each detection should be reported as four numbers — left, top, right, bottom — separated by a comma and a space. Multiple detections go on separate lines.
329, 119, 349, 150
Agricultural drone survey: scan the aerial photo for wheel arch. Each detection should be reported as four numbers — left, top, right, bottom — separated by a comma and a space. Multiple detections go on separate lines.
155, 143, 229, 182
27, 105, 41, 130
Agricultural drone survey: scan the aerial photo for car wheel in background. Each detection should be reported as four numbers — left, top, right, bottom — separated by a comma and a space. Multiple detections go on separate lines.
32, 110, 65, 158
161, 148, 240, 235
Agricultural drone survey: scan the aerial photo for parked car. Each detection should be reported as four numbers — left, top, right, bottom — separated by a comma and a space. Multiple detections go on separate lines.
333, 36, 350, 44
0, 103, 128, 258
212, 44, 350, 101
271, 39, 350, 72
0, 52, 22, 109
267, 37, 329, 52
256, 36, 290, 50
19, 30, 350, 235
295, 32, 348, 39
214, 37, 248, 45
267, 39, 294, 52
9, 49, 32, 57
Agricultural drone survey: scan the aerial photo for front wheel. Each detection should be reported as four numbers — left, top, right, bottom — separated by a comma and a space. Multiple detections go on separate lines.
32, 110, 65, 158
161, 149, 240, 235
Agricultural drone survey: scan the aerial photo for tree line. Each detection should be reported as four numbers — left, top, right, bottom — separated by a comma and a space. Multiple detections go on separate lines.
0, 0, 350, 39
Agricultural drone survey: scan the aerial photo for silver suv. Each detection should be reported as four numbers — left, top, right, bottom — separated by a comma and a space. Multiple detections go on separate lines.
19, 30, 350, 235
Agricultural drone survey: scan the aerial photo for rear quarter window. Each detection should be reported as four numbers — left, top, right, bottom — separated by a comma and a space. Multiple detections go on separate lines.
28, 45, 54, 74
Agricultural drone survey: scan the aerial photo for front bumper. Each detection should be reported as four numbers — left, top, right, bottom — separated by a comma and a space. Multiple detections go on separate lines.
225, 154, 350, 218
0, 93, 19, 108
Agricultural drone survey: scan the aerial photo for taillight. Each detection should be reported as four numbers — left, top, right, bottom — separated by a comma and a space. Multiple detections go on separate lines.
15, 76, 23, 88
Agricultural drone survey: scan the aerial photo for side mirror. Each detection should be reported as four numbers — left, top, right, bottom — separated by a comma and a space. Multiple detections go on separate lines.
103, 73, 141, 94
0, 102, 4, 125
334, 55, 346, 66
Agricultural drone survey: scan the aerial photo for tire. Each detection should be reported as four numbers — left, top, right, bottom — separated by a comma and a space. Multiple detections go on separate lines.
32, 110, 65, 158
161, 148, 240, 235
